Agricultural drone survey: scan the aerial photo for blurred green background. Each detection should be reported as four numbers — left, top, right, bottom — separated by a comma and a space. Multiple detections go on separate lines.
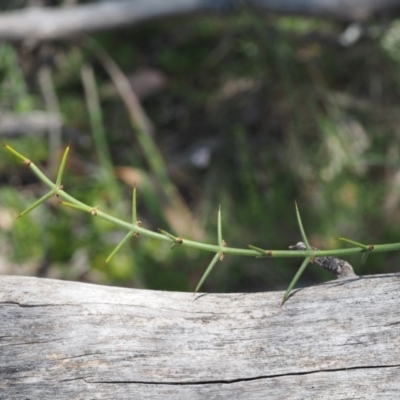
1, 5, 400, 292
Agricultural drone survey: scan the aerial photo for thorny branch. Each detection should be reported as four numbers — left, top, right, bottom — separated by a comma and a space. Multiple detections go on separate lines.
6, 142, 396, 304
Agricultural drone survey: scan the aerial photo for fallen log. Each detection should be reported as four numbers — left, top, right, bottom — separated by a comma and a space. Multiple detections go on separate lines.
1, 273, 400, 399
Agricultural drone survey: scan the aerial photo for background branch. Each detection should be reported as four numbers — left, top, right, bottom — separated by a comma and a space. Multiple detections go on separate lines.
0, 111, 61, 136
0, 0, 399, 41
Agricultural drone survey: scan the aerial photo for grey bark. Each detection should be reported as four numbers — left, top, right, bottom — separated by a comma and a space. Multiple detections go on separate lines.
0, 0, 399, 41
1, 273, 400, 399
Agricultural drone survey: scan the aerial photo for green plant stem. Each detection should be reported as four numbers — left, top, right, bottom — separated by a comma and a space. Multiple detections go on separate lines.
4, 142, 400, 266
23, 156, 400, 258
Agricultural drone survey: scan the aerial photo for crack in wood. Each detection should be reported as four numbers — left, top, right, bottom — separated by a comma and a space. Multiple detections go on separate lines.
0, 301, 69, 308
74, 365, 400, 386
5, 338, 66, 346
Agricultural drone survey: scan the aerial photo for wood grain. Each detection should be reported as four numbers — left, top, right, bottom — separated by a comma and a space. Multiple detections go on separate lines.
1, 274, 400, 399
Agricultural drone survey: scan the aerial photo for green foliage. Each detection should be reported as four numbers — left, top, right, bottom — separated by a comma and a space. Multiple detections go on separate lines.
0, 186, 43, 262
0, 43, 37, 112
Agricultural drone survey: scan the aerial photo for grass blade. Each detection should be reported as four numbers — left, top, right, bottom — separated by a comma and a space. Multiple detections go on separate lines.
194, 252, 221, 294
282, 256, 312, 306
217, 205, 222, 247
132, 187, 137, 224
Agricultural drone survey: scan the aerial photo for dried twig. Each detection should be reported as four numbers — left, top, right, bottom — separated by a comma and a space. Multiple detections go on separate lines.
289, 241, 357, 279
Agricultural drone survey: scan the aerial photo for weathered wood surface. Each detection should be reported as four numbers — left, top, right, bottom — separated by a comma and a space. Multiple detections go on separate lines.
1, 274, 400, 399
1, 0, 400, 41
